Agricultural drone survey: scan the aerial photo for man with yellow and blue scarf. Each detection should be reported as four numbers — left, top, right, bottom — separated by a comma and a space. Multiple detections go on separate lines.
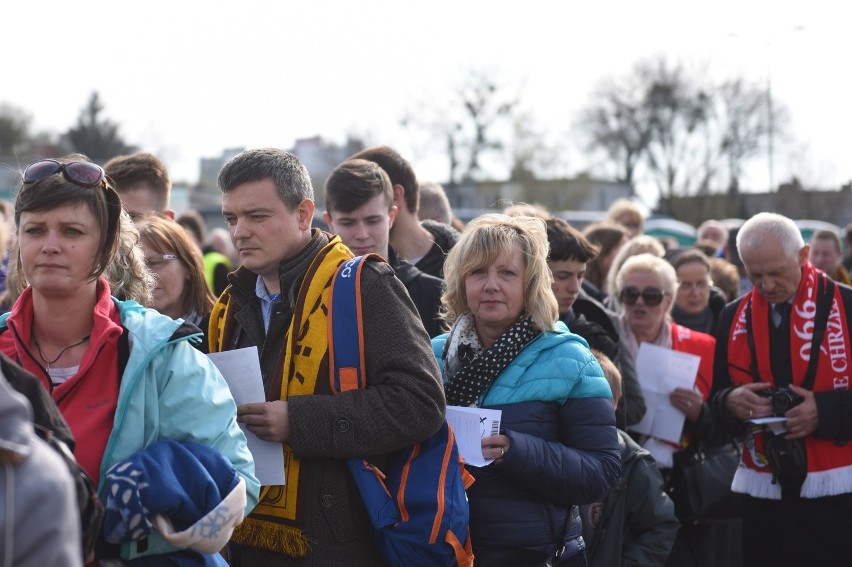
210, 148, 445, 566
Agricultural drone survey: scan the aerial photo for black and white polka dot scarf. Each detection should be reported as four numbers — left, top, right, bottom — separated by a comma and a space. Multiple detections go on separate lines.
443, 313, 540, 407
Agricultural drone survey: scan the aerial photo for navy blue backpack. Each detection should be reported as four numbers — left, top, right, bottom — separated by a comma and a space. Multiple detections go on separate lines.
329, 255, 474, 567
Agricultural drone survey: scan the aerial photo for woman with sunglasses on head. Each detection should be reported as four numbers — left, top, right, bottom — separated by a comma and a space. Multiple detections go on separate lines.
0, 156, 259, 564
135, 214, 215, 352
614, 253, 729, 567
433, 214, 621, 566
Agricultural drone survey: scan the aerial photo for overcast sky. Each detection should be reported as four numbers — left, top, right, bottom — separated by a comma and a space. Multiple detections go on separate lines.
4, 1, 848, 208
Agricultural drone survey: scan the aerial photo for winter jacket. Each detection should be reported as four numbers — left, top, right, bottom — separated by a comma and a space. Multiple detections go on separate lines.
433, 322, 621, 562
568, 290, 647, 428
0, 296, 260, 562
582, 430, 679, 567
671, 286, 728, 337
1, 353, 75, 449
388, 246, 445, 337
418, 219, 460, 278
0, 371, 82, 567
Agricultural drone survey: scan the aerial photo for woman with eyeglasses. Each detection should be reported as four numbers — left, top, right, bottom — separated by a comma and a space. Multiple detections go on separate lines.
614, 253, 726, 567
433, 214, 621, 566
0, 156, 259, 564
135, 214, 216, 351
670, 248, 728, 336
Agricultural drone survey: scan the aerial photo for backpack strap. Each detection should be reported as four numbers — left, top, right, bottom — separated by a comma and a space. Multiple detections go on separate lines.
329, 255, 380, 394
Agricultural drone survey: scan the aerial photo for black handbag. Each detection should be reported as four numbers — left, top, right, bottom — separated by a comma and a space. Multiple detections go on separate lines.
667, 441, 744, 524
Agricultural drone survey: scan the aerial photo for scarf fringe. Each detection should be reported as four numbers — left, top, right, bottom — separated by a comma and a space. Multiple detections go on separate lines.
801, 463, 852, 498
733, 463, 852, 499
231, 517, 310, 557
732, 467, 782, 500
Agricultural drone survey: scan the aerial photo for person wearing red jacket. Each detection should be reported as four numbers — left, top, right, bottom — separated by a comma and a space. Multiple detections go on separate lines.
613, 253, 734, 567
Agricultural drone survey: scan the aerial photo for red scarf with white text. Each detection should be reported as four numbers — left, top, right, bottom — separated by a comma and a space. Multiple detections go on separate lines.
727, 262, 852, 498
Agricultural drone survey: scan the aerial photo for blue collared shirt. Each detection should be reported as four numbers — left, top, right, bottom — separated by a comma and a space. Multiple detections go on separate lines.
255, 276, 281, 332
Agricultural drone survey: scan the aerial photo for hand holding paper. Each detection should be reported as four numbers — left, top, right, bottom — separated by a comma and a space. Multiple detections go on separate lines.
629, 343, 701, 444
208, 347, 286, 486
445, 406, 502, 467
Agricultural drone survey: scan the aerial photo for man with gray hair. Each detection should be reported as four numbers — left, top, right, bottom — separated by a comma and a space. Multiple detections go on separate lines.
210, 148, 445, 566
711, 212, 852, 566
417, 181, 453, 225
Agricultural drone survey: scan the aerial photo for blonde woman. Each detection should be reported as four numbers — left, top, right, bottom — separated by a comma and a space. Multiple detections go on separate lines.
433, 214, 621, 566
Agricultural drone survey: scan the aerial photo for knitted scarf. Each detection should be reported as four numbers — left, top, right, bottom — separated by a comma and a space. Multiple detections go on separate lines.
728, 262, 852, 499
443, 313, 540, 407
210, 237, 352, 556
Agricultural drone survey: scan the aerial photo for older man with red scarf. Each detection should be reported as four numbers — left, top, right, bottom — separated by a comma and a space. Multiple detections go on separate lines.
711, 212, 852, 567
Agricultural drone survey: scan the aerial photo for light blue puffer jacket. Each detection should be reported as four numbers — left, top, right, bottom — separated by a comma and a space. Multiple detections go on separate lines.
432, 320, 613, 406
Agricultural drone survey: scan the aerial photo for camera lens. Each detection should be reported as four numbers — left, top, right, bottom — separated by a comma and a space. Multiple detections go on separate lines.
771, 389, 799, 415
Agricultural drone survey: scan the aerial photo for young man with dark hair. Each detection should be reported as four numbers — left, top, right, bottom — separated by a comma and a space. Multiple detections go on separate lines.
349, 145, 458, 278
104, 152, 173, 218
211, 148, 445, 566
323, 159, 444, 337
545, 217, 646, 429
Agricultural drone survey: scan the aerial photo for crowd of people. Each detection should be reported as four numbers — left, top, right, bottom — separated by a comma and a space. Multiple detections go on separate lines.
0, 146, 850, 567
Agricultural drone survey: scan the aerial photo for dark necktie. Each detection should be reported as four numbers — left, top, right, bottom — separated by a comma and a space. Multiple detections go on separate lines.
775, 302, 791, 330
771, 302, 793, 386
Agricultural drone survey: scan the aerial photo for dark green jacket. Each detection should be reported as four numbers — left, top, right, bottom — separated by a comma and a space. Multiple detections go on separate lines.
582, 430, 679, 567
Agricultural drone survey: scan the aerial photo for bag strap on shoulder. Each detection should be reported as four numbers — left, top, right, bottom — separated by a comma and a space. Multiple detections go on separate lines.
329, 254, 382, 394
745, 276, 834, 390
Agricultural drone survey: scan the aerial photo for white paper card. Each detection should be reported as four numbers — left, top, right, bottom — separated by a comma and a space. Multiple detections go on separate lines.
445, 406, 502, 467
208, 347, 286, 486
628, 343, 701, 444
751, 416, 789, 435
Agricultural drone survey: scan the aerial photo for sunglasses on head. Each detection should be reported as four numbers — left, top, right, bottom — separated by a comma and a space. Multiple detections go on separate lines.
23, 159, 105, 188
619, 285, 666, 306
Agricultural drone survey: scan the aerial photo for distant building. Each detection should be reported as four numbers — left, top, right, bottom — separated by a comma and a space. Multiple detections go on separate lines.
198, 147, 245, 193
448, 172, 633, 214
668, 178, 852, 228
192, 136, 366, 226
290, 136, 365, 205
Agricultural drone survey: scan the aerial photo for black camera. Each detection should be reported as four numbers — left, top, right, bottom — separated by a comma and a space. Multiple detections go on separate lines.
758, 387, 804, 416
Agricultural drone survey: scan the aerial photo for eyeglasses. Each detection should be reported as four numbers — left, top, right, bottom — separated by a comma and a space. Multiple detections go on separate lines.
145, 254, 178, 270
678, 280, 712, 292
23, 159, 105, 188
619, 285, 667, 306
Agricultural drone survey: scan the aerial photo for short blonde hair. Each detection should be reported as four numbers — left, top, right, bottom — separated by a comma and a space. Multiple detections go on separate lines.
441, 214, 558, 332
606, 235, 666, 299
606, 198, 644, 234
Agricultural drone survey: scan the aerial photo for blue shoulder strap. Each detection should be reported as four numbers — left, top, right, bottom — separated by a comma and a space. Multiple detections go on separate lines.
329, 255, 370, 393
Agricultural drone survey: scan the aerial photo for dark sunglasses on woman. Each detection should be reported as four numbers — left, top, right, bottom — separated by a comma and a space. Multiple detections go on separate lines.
619, 285, 666, 306
23, 159, 105, 188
